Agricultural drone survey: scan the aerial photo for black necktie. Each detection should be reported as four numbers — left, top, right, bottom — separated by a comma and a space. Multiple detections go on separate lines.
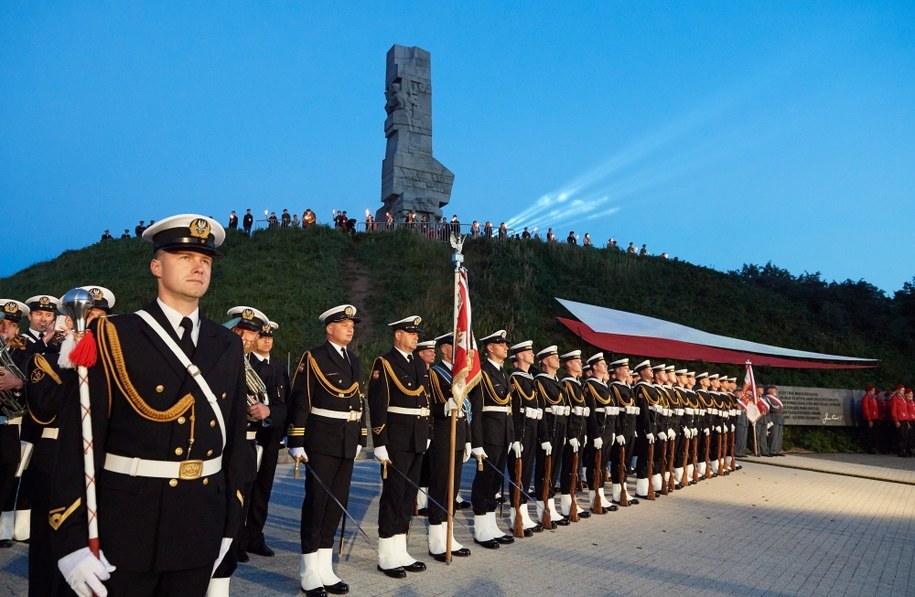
341, 347, 350, 363
179, 317, 195, 358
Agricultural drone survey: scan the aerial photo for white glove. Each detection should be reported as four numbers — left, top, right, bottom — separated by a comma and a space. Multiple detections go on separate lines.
731, 424, 736, 432
59, 547, 115, 597
471, 446, 487, 459
374, 445, 390, 463
692, 427, 698, 436
511, 441, 522, 458
354, 444, 362, 459
616, 434, 626, 446
658, 431, 668, 442
704, 428, 710, 436
715, 426, 722, 434
646, 433, 655, 444
569, 438, 580, 453
540, 441, 552, 456
593, 437, 603, 450
463, 442, 472, 463
667, 428, 675, 438
683, 428, 691, 439
211, 537, 232, 576
426, 439, 432, 451
633, 430, 638, 438
444, 398, 459, 416
767, 422, 774, 430
288, 446, 307, 462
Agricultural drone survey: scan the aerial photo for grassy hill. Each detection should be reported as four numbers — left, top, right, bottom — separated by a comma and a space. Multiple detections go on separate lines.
2, 225, 911, 390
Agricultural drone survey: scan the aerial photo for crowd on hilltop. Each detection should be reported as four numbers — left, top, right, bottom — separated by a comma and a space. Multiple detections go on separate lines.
103, 207, 673, 260
861, 385, 915, 457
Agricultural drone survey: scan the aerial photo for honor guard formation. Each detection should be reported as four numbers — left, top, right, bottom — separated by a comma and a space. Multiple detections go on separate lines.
0, 212, 798, 597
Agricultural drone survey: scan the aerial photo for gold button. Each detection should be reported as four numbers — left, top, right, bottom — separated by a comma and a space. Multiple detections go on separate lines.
175, 447, 184, 456
155, 385, 164, 393
169, 479, 178, 487
221, 392, 227, 399
202, 478, 209, 486
210, 420, 216, 428
206, 449, 214, 457
177, 416, 186, 425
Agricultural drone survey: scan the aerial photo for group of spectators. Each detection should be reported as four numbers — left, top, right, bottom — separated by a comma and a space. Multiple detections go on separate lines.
99, 219, 157, 241
861, 385, 915, 457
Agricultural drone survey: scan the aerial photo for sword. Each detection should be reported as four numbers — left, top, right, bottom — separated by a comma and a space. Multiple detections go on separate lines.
384, 462, 472, 530
297, 458, 374, 549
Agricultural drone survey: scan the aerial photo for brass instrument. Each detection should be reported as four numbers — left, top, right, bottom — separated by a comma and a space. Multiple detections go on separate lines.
0, 335, 27, 418
244, 356, 269, 422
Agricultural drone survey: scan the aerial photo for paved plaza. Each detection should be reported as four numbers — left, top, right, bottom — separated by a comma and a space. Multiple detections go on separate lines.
1, 452, 913, 596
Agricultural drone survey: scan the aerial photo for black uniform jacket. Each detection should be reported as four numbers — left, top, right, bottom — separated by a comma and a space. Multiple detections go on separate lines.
367, 348, 430, 452
470, 359, 513, 449
49, 302, 251, 572
287, 341, 366, 458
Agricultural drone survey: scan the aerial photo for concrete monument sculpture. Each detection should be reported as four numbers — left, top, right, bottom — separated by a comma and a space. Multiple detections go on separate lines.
377, 45, 454, 223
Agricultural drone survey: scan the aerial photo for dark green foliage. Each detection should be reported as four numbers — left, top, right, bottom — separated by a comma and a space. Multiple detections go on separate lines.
784, 426, 862, 453
3, 230, 912, 393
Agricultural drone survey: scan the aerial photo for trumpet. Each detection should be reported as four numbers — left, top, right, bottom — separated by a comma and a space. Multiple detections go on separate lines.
0, 335, 27, 419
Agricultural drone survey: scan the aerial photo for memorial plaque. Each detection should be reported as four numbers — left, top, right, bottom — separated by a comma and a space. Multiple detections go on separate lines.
779, 386, 863, 426
377, 45, 454, 222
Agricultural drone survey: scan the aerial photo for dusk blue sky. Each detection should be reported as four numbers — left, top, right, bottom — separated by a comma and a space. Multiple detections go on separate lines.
2, 2, 913, 293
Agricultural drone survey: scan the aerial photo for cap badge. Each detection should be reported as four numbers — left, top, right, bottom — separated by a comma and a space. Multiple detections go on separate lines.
39, 296, 51, 306
344, 306, 355, 317
89, 288, 103, 301
189, 218, 211, 240
241, 308, 255, 321
3, 302, 17, 314
412, 317, 421, 326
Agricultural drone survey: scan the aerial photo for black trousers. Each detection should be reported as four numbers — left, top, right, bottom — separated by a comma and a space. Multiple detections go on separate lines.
471, 442, 506, 515
507, 419, 538, 504
533, 418, 565, 498
426, 440, 463, 525
635, 434, 651, 478
106, 564, 211, 597
240, 439, 281, 551
300, 452, 354, 552
378, 448, 422, 538
559, 438, 583, 494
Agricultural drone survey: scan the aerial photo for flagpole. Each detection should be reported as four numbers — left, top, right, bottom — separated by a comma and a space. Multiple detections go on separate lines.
445, 238, 464, 564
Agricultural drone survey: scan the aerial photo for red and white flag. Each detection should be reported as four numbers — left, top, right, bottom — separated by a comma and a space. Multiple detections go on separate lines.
451, 268, 482, 402
742, 360, 764, 423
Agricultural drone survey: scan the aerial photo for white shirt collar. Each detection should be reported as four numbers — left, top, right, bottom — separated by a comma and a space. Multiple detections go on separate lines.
395, 347, 413, 362
329, 340, 348, 359
157, 298, 199, 343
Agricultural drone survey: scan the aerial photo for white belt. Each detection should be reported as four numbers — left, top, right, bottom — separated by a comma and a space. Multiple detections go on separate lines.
0, 416, 22, 426
685, 408, 695, 415
663, 408, 671, 417
709, 408, 719, 415
595, 407, 607, 413
675, 408, 685, 416
41, 427, 59, 440
104, 453, 222, 480
246, 431, 258, 441
572, 406, 586, 416
312, 407, 363, 422
482, 406, 510, 413
699, 409, 707, 415
388, 406, 430, 417
547, 406, 568, 416
524, 407, 543, 420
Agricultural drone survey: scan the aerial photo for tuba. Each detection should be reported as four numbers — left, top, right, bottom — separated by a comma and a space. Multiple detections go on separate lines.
244, 355, 270, 422
0, 336, 27, 418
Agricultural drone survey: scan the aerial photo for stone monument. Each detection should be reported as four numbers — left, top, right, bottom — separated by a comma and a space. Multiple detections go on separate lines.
377, 45, 454, 222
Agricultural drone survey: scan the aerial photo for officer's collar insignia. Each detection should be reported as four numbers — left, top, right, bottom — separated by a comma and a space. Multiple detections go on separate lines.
189, 218, 211, 240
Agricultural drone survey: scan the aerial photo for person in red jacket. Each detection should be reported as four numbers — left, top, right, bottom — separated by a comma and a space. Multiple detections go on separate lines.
861, 385, 880, 453
889, 385, 909, 457
905, 389, 915, 457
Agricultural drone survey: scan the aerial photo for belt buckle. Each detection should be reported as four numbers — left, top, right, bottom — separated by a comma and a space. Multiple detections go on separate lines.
348, 411, 361, 422
179, 459, 205, 480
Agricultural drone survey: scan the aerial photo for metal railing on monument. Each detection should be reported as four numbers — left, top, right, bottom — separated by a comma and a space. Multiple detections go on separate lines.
250, 219, 520, 243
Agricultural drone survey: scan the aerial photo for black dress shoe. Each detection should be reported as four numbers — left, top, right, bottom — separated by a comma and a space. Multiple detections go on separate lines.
324, 581, 349, 595
453, 547, 471, 557
473, 538, 500, 549
456, 500, 471, 510
578, 510, 591, 519
0, 539, 12, 549
403, 560, 426, 572
248, 544, 275, 557
301, 587, 327, 597
556, 517, 570, 526
377, 565, 406, 578
530, 523, 543, 533
236, 550, 249, 563
495, 534, 514, 544
607, 504, 619, 512
522, 528, 534, 537
430, 551, 448, 563
542, 521, 557, 530
416, 507, 429, 516
735, 465, 743, 470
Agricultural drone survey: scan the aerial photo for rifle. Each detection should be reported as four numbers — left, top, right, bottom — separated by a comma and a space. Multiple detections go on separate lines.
617, 440, 629, 507
541, 451, 553, 528
512, 452, 524, 538
691, 433, 699, 484
704, 430, 712, 480
730, 425, 737, 471
569, 449, 581, 521
679, 431, 690, 487
719, 427, 728, 475
646, 438, 656, 501
591, 446, 604, 515
667, 434, 676, 493
659, 436, 669, 496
